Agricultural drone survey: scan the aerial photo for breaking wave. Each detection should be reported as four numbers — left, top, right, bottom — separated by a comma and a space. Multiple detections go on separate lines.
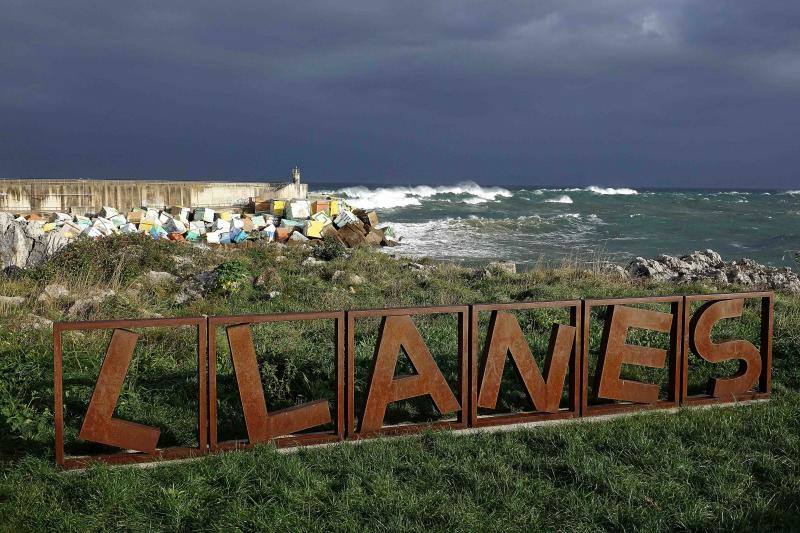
332, 181, 513, 209
584, 186, 638, 195
544, 195, 573, 204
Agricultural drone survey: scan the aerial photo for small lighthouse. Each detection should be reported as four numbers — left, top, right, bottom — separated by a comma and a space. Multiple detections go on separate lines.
291, 166, 301, 184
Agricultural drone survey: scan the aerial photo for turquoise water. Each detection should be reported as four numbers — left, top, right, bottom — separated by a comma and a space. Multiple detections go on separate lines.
314, 183, 800, 268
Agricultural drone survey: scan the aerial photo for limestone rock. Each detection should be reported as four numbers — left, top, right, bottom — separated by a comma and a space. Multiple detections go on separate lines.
145, 271, 178, 284
0, 295, 25, 306
37, 283, 71, 302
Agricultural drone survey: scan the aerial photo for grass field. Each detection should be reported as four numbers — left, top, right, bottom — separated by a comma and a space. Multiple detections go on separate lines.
1, 235, 799, 530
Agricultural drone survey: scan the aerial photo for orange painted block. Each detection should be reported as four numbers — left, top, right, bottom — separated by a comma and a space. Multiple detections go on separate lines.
275, 227, 293, 243
312, 200, 330, 214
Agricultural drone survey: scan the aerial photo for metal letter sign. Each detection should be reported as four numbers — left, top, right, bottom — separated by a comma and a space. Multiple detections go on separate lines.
53, 293, 774, 468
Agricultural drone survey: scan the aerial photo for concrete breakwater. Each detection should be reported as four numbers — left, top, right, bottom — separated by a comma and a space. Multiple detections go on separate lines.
0, 178, 307, 214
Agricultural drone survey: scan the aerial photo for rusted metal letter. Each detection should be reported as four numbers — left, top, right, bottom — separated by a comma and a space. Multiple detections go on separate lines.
689, 299, 761, 399
80, 329, 161, 453
478, 311, 575, 413
226, 324, 332, 443
596, 305, 673, 404
360, 315, 461, 433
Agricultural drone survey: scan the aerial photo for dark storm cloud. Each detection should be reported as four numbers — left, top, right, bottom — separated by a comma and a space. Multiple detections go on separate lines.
1, 1, 799, 187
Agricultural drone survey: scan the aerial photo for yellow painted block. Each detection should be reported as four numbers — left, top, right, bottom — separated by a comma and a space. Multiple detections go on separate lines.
138, 221, 155, 233
271, 200, 286, 217
219, 211, 232, 221
304, 220, 325, 238
329, 200, 340, 216
42, 222, 57, 232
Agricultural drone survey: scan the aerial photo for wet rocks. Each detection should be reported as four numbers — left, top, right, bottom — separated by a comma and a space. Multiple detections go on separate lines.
626, 249, 800, 293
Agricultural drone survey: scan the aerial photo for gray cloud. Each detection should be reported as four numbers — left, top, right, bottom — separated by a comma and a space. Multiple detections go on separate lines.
0, 0, 798, 187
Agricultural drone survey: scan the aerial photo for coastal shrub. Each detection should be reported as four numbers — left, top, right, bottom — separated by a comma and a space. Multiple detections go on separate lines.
32, 234, 176, 284
312, 236, 347, 261
211, 260, 252, 295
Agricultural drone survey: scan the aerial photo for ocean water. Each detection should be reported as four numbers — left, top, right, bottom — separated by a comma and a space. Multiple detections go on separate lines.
313, 182, 800, 269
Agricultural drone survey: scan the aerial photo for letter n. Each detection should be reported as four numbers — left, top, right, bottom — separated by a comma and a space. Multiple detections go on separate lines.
690, 299, 761, 399
226, 324, 332, 443
80, 329, 160, 453
478, 312, 575, 413
360, 315, 461, 433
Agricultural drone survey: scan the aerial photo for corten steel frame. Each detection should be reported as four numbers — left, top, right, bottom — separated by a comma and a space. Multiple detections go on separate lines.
346, 306, 469, 439
581, 296, 683, 417
50, 292, 775, 469
470, 301, 582, 427
682, 292, 773, 406
208, 311, 345, 450
53, 317, 208, 470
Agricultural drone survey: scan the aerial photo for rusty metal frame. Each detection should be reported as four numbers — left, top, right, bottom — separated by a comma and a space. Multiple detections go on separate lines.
470, 301, 582, 427
682, 291, 773, 406
53, 317, 207, 470
347, 306, 469, 439
208, 311, 345, 450
581, 296, 683, 417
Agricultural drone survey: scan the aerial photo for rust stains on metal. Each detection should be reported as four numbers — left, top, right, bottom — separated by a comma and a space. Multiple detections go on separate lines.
689, 298, 762, 399
226, 323, 332, 443
360, 315, 461, 434
79, 329, 161, 453
51, 293, 774, 469
595, 305, 673, 404
477, 311, 575, 413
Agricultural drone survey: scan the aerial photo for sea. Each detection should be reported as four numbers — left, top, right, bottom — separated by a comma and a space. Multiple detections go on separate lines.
312, 182, 800, 269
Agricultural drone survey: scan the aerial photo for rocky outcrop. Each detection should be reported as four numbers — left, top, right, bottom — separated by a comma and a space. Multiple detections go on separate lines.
0, 213, 73, 269
626, 249, 800, 293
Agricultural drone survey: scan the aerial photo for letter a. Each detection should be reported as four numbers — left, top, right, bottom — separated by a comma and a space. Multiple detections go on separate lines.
227, 324, 332, 443
690, 299, 761, 399
360, 315, 461, 433
478, 312, 575, 413
80, 329, 160, 453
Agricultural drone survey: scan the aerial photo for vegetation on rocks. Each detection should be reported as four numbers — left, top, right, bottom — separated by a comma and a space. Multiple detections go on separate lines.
1, 235, 799, 530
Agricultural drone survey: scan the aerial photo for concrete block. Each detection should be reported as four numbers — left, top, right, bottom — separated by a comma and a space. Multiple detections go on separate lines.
99, 206, 119, 218
119, 223, 138, 234
231, 228, 249, 243
110, 214, 128, 227
158, 212, 173, 225
329, 200, 341, 216
194, 207, 215, 223
75, 216, 91, 229
82, 226, 103, 238
365, 228, 384, 246
242, 218, 254, 232
219, 211, 233, 221
145, 208, 160, 221
138, 221, 156, 234
168, 232, 185, 242
164, 218, 187, 234
42, 222, 58, 232
214, 218, 231, 231
270, 200, 286, 217
189, 220, 207, 235
334, 210, 359, 228
304, 219, 325, 238
275, 227, 292, 243
311, 211, 333, 226
263, 223, 276, 241
254, 200, 270, 213
289, 231, 310, 243
312, 200, 330, 214
338, 224, 366, 247
206, 230, 222, 244
219, 231, 232, 244
280, 219, 305, 229
231, 217, 245, 229
49, 212, 72, 223
127, 210, 144, 224
286, 200, 311, 219
250, 215, 267, 229
186, 230, 200, 242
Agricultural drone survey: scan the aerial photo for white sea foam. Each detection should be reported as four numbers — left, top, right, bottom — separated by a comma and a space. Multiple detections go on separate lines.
332, 181, 512, 209
544, 195, 573, 204
584, 186, 638, 195
785, 190, 800, 195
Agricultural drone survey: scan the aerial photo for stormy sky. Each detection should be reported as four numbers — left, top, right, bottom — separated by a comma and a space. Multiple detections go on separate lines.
1, 1, 799, 188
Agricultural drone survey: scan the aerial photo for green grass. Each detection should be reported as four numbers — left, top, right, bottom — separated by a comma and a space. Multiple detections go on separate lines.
1, 236, 799, 530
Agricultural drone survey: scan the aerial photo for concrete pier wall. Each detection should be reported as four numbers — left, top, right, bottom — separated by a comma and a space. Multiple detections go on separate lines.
0, 179, 307, 214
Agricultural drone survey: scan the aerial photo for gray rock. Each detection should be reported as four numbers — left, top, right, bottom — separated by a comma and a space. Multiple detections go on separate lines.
486, 260, 517, 275
22, 314, 53, 330
145, 271, 178, 284
0, 295, 25, 306
0, 213, 74, 269
627, 249, 800, 293
301, 257, 325, 267
67, 289, 116, 318
332, 270, 364, 286
175, 269, 217, 304
37, 283, 71, 302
